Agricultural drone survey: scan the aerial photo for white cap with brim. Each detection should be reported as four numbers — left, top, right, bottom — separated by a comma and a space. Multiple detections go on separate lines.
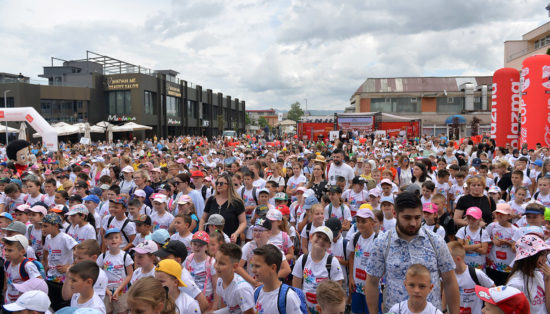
3, 234, 28, 251
3, 290, 51, 312
312, 226, 333, 243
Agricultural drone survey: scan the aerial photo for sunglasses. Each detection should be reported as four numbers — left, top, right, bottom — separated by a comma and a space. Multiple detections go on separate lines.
216, 181, 227, 186
246, 157, 253, 160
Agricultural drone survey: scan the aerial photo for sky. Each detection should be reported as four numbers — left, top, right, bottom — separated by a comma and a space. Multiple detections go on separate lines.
0, 0, 547, 110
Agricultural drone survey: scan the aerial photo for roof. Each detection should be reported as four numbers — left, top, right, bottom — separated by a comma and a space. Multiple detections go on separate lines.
352, 76, 493, 98
246, 109, 276, 113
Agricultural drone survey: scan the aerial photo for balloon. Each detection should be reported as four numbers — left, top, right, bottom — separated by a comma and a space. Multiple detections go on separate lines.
520, 55, 550, 148
491, 68, 520, 148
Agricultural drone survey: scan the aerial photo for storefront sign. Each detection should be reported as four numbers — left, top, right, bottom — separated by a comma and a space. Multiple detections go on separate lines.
168, 118, 181, 125
105, 77, 139, 90
167, 84, 181, 98
108, 115, 136, 122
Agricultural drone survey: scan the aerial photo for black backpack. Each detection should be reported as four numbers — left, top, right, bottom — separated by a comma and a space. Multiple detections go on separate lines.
107, 216, 131, 244
301, 253, 333, 280
240, 187, 258, 204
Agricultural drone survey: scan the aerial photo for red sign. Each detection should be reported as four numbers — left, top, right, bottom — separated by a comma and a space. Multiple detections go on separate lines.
491, 68, 520, 148
0, 111, 4, 118
378, 121, 421, 138
25, 114, 33, 123
297, 122, 333, 141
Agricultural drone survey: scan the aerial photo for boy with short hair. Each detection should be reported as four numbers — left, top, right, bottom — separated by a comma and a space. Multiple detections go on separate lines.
101, 196, 136, 251
2, 234, 41, 304
96, 228, 134, 314
72, 239, 108, 300
433, 193, 455, 242
316, 280, 346, 314
448, 241, 494, 314
435, 169, 451, 197
205, 214, 231, 243
213, 243, 255, 314
506, 170, 530, 201
292, 226, 344, 313
131, 214, 152, 247
388, 264, 443, 314
534, 176, 550, 207
64, 260, 106, 312
170, 212, 193, 255
252, 244, 304, 313
421, 181, 435, 205
380, 196, 395, 232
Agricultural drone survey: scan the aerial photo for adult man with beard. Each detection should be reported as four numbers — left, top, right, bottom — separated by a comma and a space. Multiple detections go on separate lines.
364, 192, 460, 314
326, 149, 354, 188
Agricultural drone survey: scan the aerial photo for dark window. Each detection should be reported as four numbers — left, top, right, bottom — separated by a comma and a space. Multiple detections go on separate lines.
106, 91, 131, 115
144, 91, 155, 115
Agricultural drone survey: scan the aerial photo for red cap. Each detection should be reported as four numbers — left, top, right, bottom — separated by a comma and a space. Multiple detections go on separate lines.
475, 285, 529, 314
191, 170, 204, 178
276, 205, 290, 216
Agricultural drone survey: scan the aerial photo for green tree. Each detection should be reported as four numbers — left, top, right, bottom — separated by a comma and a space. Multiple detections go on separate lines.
258, 116, 269, 128
547, 47, 550, 55
245, 113, 253, 125
287, 102, 304, 121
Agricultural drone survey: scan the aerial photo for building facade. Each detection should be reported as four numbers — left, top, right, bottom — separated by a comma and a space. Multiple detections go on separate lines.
0, 51, 246, 139
505, 21, 550, 70
350, 76, 493, 138
246, 109, 278, 127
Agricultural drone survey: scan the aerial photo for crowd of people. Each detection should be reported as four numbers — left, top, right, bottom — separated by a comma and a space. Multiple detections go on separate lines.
0, 132, 548, 314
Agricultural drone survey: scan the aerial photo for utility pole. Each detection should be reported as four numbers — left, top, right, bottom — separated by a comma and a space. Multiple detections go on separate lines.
3, 90, 10, 144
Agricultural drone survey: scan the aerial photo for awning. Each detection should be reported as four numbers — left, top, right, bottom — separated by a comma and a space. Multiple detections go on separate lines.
445, 114, 466, 124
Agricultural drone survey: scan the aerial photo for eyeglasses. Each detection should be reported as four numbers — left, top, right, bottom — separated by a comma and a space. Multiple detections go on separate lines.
216, 182, 227, 186
384, 160, 391, 163
246, 157, 253, 160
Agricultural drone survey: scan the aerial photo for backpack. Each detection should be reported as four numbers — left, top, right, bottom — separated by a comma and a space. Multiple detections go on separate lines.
201, 185, 211, 200
241, 187, 258, 204
281, 232, 290, 255
468, 265, 480, 286
301, 253, 333, 280
328, 204, 345, 220
351, 232, 379, 257
107, 216, 131, 244
254, 283, 307, 314
184, 254, 213, 295
5, 258, 47, 280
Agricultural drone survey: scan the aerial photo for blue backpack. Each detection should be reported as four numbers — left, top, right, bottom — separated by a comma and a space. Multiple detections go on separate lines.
5, 258, 47, 280
254, 283, 308, 314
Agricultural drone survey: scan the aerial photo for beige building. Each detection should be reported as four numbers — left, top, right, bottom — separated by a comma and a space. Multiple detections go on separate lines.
504, 21, 550, 70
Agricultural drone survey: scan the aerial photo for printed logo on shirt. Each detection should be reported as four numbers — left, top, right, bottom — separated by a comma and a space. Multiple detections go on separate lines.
303, 268, 314, 284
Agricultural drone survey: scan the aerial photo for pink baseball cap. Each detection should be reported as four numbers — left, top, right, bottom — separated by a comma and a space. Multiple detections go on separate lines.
368, 188, 380, 197
296, 187, 307, 193
380, 178, 393, 186
422, 203, 438, 214
356, 208, 375, 220
29, 205, 47, 216
495, 203, 512, 215
131, 240, 158, 254
465, 206, 482, 220
134, 189, 146, 198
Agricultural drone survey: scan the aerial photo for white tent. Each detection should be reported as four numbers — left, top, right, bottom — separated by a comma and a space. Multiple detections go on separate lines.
33, 122, 81, 137
112, 122, 152, 132
0, 126, 20, 133
18, 123, 27, 140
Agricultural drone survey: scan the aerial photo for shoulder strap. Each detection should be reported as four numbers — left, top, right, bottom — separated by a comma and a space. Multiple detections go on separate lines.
27, 225, 33, 239
123, 251, 129, 276
252, 187, 258, 204
343, 238, 349, 261
301, 254, 308, 277
326, 254, 332, 280
19, 258, 30, 280
65, 224, 71, 233
340, 204, 345, 218
254, 285, 264, 303
277, 283, 290, 314
107, 215, 114, 228
535, 191, 540, 200
425, 230, 442, 277
120, 218, 131, 243
185, 253, 194, 269
328, 204, 333, 217
240, 187, 245, 199
306, 222, 312, 236
282, 232, 289, 254
201, 185, 207, 200
468, 266, 480, 285
101, 252, 106, 260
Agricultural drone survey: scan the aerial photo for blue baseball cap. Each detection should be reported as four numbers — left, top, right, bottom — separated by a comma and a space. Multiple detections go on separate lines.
151, 229, 170, 245
104, 228, 121, 238
303, 195, 319, 210
83, 195, 100, 204
0, 212, 13, 221
534, 160, 543, 167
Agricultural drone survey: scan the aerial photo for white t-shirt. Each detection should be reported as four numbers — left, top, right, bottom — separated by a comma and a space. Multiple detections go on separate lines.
327, 163, 354, 187
485, 222, 518, 273
455, 226, 491, 269
342, 189, 368, 216
508, 270, 548, 314
254, 285, 302, 314
287, 175, 307, 191
434, 181, 450, 197
70, 292, 106, 313
346, 232, 376, 295
289, 201, 305, 224
535, 192, 550, 208
28, 225, 43, 260
130, 267, 155, 285
132, 232, 151, 246
44, 232, 78, 282
175, 291, 201, 313
455, 267, 494, 314
95, 268, 108, 299
268, 231, 292, 255
382, 217, 396, 233
171, 232, 193, 256
150, 210, 174, 232
4, 260, 41, 303
423, 224, 446, 239
66, 223, 96, 243
388, 300, 443, 314
215, 274, 255, 314
96, 250, 133, 289
180, 267, 202, 299
25, 193, 45, 206
291, 253, 344, 313
183, 255, 216, 299
324, 203, 352, 222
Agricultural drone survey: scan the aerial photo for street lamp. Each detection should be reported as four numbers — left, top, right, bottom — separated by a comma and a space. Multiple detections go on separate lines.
3, 90, 10, 144
304, 98, 308, 116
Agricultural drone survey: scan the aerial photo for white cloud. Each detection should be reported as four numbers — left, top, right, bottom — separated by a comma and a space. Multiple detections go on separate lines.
0, 0, 548, 110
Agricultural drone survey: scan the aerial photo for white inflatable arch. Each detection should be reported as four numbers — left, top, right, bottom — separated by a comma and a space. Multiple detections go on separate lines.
0, 107, 58, 152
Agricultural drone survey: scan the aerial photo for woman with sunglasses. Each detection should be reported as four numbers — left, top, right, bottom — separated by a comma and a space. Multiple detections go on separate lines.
199, 173, 247, 244
397, 155, 413, 187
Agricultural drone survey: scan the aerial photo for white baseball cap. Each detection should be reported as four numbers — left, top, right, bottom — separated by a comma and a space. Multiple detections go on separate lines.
312, 226, 334, 243
3, 234, 28, 251
122, 165, 134, 173
152, 194, 167, 204
266, 209, 283, 221
134, 189, 147, 198
3, 290, 51, 312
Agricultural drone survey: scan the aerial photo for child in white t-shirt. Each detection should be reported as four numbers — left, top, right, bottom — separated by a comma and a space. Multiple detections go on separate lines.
101, 197, 136, 251
456, 207, 490, 270
300, 204, 326, 255
72, 240, 108, 301
150, 194, 174, 231
266, 209, 294, 261
2, 235, 41, 304
448, 241, 494, 314
508, 186, 527, 223
26, 205, 46, 261
292, 226, 344, 313
213, 243, 255, 313
131, 214, 152, 247
155, 259, 201, 313
388, 264, 443, 314
65, 260, 106, 313
422, 203, 446, 239
66, 204, 96, 243
97, 228, 134, 313
485, 204, 518, 285
183, 231, 217, 303
324, 186, 352, 231
130, 240, 157, 285
170, 212, 193, 256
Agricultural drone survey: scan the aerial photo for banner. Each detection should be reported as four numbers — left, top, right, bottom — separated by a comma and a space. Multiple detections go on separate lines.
491, 68, 520, 148
0, 107, 58, 151
520, 55, 550, 149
